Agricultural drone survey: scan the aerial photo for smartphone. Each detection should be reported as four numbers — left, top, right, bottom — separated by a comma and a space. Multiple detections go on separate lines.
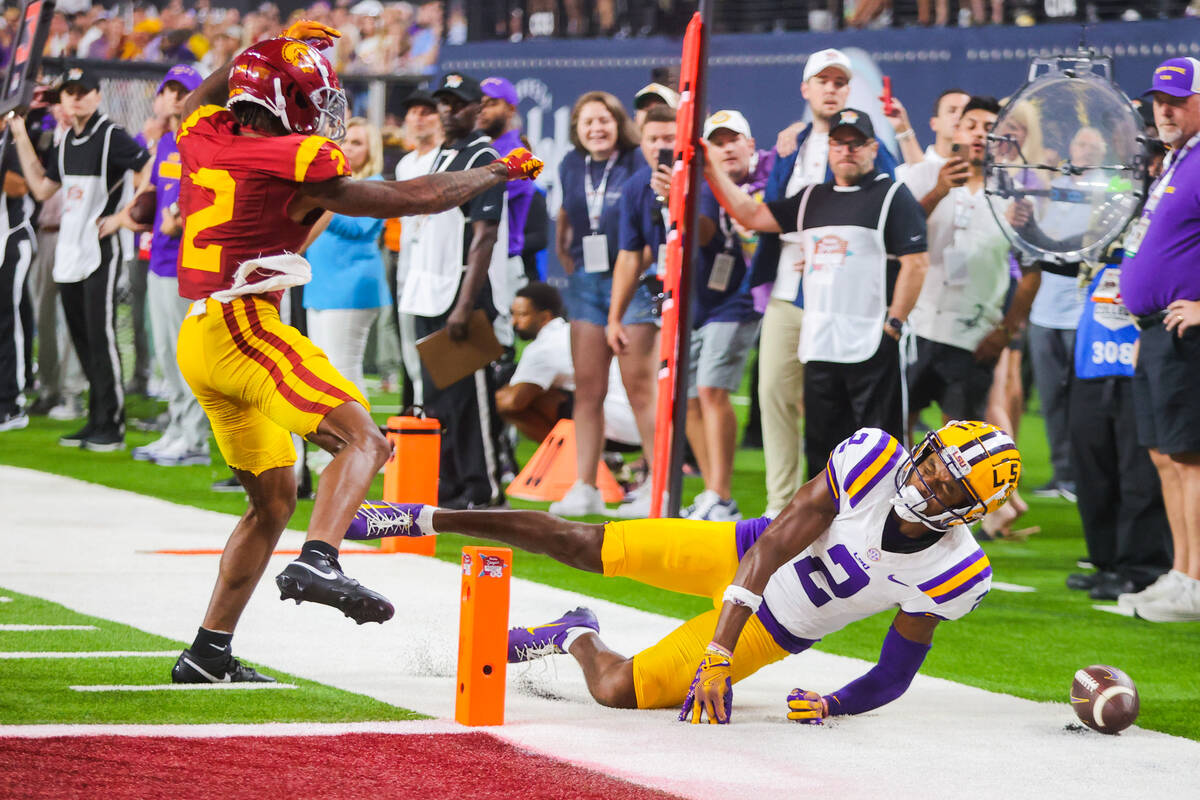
658, 147, 674, 169
951, 143, 963, 157
882, 76, 893, 115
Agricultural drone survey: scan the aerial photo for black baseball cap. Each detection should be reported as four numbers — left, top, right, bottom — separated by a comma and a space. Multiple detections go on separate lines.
400, 89, 437, 112
60, 65, 100, 93
829, 108, 875, 140
432, 73, 483, 104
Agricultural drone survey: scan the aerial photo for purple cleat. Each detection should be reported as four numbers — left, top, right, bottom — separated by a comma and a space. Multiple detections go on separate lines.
507, 607, 600, 663
345, 501, 431, 540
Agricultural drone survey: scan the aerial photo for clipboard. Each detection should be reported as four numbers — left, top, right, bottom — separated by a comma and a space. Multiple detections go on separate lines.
416, 308, 504, 389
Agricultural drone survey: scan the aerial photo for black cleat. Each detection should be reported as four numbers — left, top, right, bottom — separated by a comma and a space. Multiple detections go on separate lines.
171, 648, 276, 683
275, 553, 394, 624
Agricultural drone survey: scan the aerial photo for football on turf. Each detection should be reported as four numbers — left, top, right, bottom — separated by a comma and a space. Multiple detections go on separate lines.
128, 190, 157, 226
1070, 664, 1139, 734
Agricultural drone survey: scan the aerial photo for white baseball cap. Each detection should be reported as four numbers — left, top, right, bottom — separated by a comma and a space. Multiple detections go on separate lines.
803, 48, 853, 82
703, 109, 752, 140
635, 82, 680, 110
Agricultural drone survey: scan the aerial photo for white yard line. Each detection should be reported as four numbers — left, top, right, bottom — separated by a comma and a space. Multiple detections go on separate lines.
0, 650, 179, 659
70, 683, 298, 693
1, 465, 1198, 800
0, 720, 465, 738
0, 624, 97, 631
992, 581, 1037, 592
0, 597, 12, 602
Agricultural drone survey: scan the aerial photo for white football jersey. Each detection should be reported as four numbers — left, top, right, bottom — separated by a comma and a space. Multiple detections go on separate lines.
757, 428, 992, 648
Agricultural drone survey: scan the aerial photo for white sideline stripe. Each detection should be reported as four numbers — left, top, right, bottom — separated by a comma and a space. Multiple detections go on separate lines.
0, 624, 97, 631
1093, 604, 1136, 617
0, 651, 179, 660
991, 581, 1036, 593
0, 720, 466, 738
70, 683, 298, 693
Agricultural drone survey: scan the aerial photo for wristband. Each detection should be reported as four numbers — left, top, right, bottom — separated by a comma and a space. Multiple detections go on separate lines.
722, 584, 763, 613
704, 641, 733, 659
896, 129, 915, 141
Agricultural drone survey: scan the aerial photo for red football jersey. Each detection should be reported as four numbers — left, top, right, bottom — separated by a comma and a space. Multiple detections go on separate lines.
175, 104, 349, 301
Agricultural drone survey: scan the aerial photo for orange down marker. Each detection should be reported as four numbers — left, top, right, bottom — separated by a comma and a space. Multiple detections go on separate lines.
455, 546, 512, 726
380, 414, 439, 555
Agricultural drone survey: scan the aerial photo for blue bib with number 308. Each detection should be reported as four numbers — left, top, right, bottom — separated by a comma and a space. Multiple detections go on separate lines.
1075, 265, 1138, 380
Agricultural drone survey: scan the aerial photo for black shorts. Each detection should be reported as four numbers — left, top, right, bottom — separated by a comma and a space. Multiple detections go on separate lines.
906, 336, 994, 420
1132, 323, 1200, 454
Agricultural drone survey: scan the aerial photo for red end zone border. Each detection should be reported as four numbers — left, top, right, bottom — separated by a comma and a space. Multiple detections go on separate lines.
0, 731, 687, 800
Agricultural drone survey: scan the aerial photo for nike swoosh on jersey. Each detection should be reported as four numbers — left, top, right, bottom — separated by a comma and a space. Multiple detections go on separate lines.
887, 574, 908, 587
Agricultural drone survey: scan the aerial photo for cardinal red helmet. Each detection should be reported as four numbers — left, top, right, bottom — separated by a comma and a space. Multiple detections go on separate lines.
227, 37, 347, 140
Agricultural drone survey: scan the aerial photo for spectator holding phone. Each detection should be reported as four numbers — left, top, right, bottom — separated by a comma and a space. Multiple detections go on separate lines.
894, 88, 971, 183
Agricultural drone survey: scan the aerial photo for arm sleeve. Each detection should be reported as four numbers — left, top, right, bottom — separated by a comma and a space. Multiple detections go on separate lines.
822, 624, 931, 716
767, 194, 804, 234
326, 213, 384, 241
107, 126, 152, 172
883, 184, 927, 256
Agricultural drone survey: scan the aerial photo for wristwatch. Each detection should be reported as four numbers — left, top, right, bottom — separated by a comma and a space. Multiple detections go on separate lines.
886, 316, 904, 335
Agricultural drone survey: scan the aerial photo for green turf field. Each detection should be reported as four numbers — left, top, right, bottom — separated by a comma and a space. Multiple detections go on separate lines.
2, 390, 1198, 739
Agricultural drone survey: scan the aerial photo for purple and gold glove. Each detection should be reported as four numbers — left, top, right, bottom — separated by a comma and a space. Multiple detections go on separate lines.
345, 502, 431, 540
679, 643, 733, 724
786, 688, 829, 724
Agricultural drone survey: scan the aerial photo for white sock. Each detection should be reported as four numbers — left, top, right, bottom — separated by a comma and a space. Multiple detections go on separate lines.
560, 626, 594, 652
417, 504, 439, 534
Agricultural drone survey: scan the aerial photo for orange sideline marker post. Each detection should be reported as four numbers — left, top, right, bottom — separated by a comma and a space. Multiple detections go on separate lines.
455, 546, 511, 726
381, 414, 439, 555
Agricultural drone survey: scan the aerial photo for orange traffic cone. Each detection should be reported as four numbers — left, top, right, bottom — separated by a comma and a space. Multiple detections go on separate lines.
506, 419, 625, 504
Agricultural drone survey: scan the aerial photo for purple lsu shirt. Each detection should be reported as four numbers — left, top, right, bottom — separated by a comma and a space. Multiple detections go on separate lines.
148, 130, 184, 278
1121, 146, 1200, 317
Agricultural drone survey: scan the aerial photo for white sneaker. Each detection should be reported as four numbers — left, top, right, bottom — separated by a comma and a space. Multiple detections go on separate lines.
548, 481, 605, 517
150, 438, 211, 467
612, 490, 651, 519
1133, 575, 1200, 622
1117, 570, 1182, 611
131, 433, 179, 461
698, 496, 742, 522
682, 490, 721, 519
47, 397, 84, 421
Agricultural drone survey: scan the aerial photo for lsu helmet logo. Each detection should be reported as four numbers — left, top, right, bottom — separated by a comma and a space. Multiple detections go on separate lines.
280, 41, 318, 73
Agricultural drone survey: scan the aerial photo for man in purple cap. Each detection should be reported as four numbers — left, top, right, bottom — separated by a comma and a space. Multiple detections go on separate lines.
114, 64, 212, 467
1117, 56, 1200, 622
479, 76, 536, 306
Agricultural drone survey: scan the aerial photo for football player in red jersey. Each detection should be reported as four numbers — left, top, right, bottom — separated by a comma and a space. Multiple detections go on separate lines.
170, 21, 543, 684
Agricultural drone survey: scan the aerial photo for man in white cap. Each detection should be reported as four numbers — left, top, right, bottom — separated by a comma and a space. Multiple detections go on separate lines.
679, 110, 770, 522
633, 82, 679, 128
748, 48, 899, 518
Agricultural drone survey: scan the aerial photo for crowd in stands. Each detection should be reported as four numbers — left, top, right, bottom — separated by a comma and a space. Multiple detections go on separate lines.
1, 9, 1198, 624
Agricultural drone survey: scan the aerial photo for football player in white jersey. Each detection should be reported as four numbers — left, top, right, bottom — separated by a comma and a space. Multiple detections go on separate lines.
348, 420, 1020, 724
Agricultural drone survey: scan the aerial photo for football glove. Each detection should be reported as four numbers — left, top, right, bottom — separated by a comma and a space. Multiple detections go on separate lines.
498, 148, 544, 181
679, 644, 733, 725
786, 688, 829, 724
282, 20, 342, 49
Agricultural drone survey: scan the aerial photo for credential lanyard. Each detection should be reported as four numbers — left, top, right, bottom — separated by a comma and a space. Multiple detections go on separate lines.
585, 153, 617, 233
1146, 132, 1200, 214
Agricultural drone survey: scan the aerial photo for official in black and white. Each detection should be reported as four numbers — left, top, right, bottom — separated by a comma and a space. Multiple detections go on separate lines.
0, 133, 36, 431
397, 73, 507, 508
10, 66, 151, 451
704, 108, 929, 475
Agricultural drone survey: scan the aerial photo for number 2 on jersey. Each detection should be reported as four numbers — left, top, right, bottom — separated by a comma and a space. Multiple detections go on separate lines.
793, 544, 870, 607
182, 168, 236, 272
